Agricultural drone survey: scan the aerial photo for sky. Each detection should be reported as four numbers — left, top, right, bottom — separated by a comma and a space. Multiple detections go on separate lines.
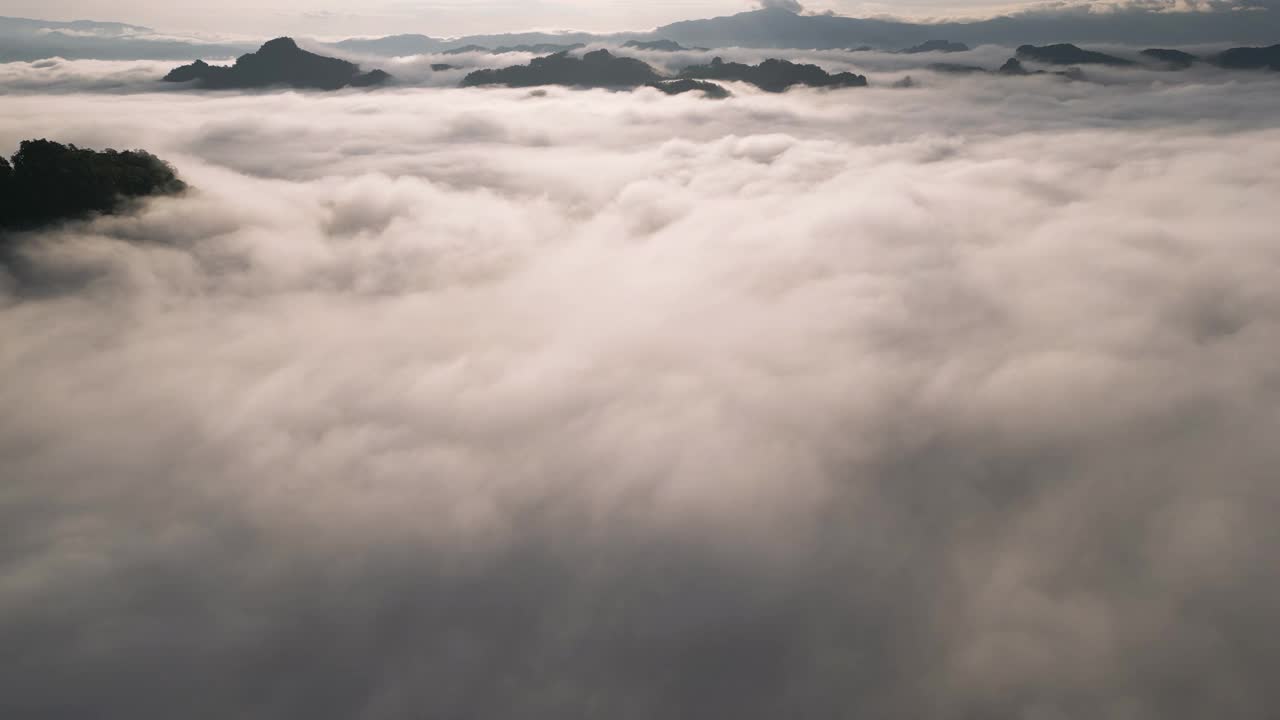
3, 0, 1048, 37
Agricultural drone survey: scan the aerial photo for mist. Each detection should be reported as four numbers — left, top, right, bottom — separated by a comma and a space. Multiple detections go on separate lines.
3, 63, 1280, 719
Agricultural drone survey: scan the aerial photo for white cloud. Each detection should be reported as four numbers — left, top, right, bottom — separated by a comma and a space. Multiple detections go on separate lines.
759, 0, 807, 12
3, 65, 1280, 718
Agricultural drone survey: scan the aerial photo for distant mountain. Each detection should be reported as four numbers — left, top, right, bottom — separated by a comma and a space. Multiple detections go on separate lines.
323, 5, 1280, 59
900, 40, 969, 53
623, 39, 706, 52
163, 37, 391, 90
0, 139, 184, 232
9, 4, 1280, 66
460, 49, 662, 88
1015, 43, 1135, 66
332, 35, 586, 57
492, 43, 585, 54
678, 57, 867, 92
436, 30, 613, 51
334, 36, 694, 58
650, 79, 731, 98
0, 15, 250, 62
1214, 44, 1280, 70
0, 15, 149, 35
655, 8, 911, 50
1140, 48, 1199, 69
442, 44, 488, 55
650, 6, 1280, 49
332, 33, 446, 56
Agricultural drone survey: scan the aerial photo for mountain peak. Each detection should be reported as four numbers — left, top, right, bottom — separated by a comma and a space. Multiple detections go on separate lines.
163, 37, 390, 90
258, 37, 300, 54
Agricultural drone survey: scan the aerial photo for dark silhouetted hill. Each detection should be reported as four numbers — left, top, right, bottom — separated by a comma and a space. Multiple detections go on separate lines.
0, 139, 185, 231
997, 57, 1086, 79
1016, 43, 1134, 66
998, 57, 1030, 75
1214, 44, 1280, 70
461, 49, 663, 88
163, 37, 391, 90
678, 56, 867, 92
901, 40, 969, 53
649, 79, 730, 98
1140, 48, 1199, 68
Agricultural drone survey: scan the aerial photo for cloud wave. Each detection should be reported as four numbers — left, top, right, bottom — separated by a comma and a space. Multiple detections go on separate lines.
3, 70, 1280, 718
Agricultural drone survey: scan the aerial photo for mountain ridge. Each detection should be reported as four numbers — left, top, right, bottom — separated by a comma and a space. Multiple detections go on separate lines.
163, 37, 391, 90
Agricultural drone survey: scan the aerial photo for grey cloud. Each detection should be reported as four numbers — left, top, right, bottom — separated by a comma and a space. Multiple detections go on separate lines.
0, 57, 187, 94
2, 64, 1280, 719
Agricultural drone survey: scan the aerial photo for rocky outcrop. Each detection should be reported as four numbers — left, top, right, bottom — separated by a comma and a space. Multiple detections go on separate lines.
163, 37, 391, 90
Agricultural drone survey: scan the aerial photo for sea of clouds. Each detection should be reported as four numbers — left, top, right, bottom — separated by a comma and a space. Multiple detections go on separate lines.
0, 41, 1271, 92
3, 61, 1280, 719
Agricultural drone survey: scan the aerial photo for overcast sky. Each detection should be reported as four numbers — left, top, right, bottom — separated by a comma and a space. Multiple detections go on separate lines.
3, 0, 1050, 37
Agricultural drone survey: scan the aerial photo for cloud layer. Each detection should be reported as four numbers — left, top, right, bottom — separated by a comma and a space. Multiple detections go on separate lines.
6, 44, 1279, 95
3, 67, 1280, 718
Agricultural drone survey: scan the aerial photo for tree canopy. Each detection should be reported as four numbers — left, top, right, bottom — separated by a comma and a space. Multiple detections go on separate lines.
0, 139, 185, 231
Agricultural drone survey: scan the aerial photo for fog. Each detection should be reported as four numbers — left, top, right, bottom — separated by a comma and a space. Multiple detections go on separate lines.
7, 43, 1280, 94
3, 66, 1280, 719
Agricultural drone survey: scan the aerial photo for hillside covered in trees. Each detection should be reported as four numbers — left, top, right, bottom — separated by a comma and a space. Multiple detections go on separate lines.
0, 140, 186, 231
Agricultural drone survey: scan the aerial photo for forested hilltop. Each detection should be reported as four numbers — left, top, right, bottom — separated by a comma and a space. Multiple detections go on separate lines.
0, 140, 185, 231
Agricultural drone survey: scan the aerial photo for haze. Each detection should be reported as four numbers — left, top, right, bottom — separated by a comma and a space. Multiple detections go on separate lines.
3, 2, 1280, 719
1, 0, 1151, 37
